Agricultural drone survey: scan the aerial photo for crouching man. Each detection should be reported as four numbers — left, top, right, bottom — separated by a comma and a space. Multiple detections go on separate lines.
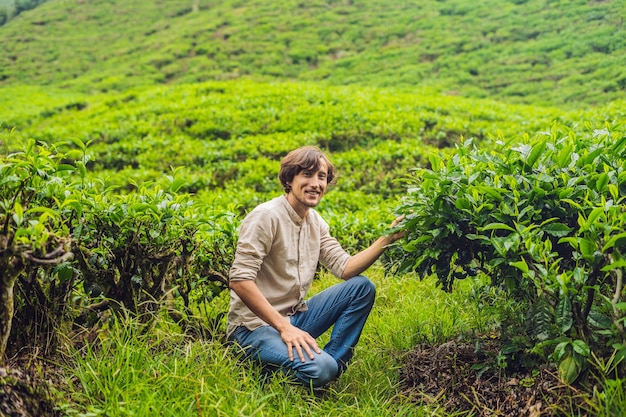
227, 146, 404, 387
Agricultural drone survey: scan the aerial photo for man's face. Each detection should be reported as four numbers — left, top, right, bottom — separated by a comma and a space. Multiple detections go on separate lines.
286, 160, 328, 217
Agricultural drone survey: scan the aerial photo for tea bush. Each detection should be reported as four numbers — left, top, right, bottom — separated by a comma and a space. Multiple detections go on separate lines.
0, 138, 236, 357
0, 139, 74, 357
389, 122, 626, 383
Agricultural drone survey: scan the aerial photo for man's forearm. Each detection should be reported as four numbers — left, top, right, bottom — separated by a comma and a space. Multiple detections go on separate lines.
342, 214, 405, 279
229, 280, 290, 332
342, 235, 393, 279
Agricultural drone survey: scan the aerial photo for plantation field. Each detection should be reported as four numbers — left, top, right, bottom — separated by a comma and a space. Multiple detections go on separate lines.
2, 81, 624, 416
1, 0, 625, 107
1, 0, 626, 416
3, 80, 623, 248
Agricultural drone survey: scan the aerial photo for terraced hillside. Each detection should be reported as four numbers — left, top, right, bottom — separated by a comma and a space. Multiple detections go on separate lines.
1, 0, 624, 107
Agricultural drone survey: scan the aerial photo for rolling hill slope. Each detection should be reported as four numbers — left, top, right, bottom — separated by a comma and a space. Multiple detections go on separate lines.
1, 0, 624, 108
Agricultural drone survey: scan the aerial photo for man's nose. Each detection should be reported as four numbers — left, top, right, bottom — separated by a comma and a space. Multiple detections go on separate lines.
312, 178, 323, 188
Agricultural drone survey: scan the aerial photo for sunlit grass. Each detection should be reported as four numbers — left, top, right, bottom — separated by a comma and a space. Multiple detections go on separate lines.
55, 266, 501, 416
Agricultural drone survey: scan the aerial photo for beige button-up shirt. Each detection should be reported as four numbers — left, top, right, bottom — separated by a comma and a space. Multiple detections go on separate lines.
227, 195, 350, 337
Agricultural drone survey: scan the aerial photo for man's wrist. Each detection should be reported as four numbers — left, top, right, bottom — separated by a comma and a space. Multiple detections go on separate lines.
274, 316, 291, 333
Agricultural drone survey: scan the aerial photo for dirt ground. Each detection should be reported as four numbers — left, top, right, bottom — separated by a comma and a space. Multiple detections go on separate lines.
399, 337, 595, 416
0, 365, 61, 417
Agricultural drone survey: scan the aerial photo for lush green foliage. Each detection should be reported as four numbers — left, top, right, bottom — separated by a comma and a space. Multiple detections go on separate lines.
4, 81, 570, 212
1, 0, 624, 107
2, 79, 624, 378
389, 122, 626, 383
0, 138, 236, 357
1, 0, 625, 414
0, 138, 75, 357
3, 81, 613, 198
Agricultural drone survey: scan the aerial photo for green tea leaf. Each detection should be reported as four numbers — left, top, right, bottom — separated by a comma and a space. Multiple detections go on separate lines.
601, 259, 626, 272
602, 232, 626, 251
586, 207, 605, 228
556, 296, 573, 333
542, 223, 572, 237
559, 353, 582, 384
595, 172, 609, 192
13, 201, 24, 226
611, 135, 626, 154
480, 223, 516, 232
579, 238, 596, 259
526, 140, 547, 169
572, 340, 590, 357
528, 297, 552, 341
454, 197, 471, 210
587, 311, 613, 329
510, 258, 529, 274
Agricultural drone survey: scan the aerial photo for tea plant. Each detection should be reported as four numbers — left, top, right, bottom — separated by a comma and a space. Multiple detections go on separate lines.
0, 139, 74, 358
0, 137, 237, 358
1, 0, 624, 107
388, 122, 626, 383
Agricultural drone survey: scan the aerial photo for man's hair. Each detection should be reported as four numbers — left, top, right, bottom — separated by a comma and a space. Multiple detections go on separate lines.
278, 146, 336, 193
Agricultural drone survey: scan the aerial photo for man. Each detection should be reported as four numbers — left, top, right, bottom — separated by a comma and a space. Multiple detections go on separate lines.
227, 146, 404, 388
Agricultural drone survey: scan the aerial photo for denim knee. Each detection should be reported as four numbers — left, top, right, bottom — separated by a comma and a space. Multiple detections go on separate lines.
350, 275, 376, 301
295, 353, 339, 387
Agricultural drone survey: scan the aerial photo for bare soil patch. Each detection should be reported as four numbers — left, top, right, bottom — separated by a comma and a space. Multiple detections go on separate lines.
0, 364, 61, 417
399, 337, 594, 416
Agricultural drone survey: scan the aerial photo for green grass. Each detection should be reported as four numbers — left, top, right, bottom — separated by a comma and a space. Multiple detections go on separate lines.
54, 268, 499, 417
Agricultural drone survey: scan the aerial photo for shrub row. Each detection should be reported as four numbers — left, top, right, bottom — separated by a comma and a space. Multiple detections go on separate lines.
0, 139, 236, 358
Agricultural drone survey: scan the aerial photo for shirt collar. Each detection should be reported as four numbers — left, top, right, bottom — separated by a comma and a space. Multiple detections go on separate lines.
280, 194, 305, 226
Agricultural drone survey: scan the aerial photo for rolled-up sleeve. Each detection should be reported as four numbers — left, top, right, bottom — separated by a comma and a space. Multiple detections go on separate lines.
229, 209, 273, 282
317, 215, 351, 279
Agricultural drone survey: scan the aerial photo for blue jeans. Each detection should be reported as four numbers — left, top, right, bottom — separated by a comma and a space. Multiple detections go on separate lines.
229, 275, 376, 387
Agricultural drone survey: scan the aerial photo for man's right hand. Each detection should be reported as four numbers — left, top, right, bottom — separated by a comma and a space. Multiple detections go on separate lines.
279, 323, 321, 363
230, 279, 322, 363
